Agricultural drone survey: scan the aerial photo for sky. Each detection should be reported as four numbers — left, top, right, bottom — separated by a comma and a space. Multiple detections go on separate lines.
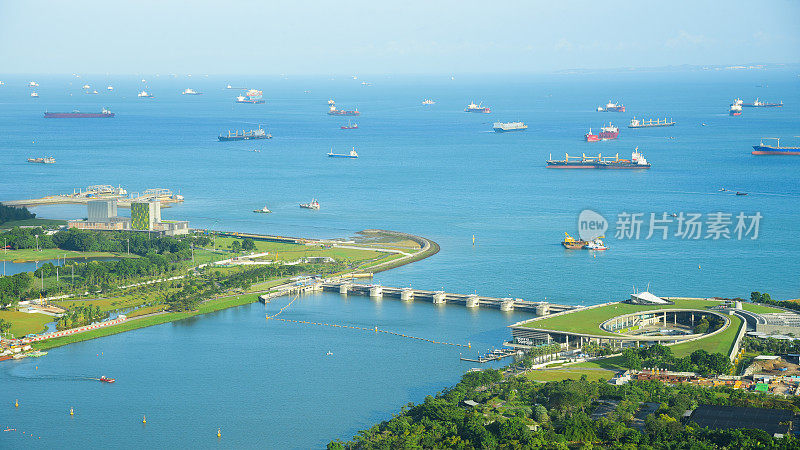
0, 0, 798, 74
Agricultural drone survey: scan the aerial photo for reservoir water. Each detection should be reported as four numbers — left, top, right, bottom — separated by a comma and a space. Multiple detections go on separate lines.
1, 71, 799, 447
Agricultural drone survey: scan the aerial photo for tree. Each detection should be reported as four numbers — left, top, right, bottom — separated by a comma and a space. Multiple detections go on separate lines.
230, 240, 242, 253
623, 348, 643, 371
241, 238, 256, 251
750, 291, 762, 302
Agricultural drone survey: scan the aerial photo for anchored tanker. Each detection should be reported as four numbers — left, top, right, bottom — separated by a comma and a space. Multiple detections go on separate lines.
628, 117, 675, 128
751, 138, 800, 155
492, 121, 527, 132
44, 108, 115, 118
547, 149, 651, 169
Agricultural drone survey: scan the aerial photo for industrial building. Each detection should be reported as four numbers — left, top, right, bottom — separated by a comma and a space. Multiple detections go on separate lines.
68, 199, 189, 236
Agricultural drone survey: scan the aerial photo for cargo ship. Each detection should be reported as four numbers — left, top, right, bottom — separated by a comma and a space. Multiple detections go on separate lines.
328, 105, 359, 116
628, 117, 675, 128
465, 101, 490, 113
27, 157, 55, 164
44, 108, 115, 118
492, 121, 527, 132
751, 138, 800, 155
300, 199, 320, 210
236, 89, 265, 103
137, 90, 154, 98
597, 101, 625, 112
598, 123, 619, 140
253, 204, 272, 213
584, 128, 600, 142
328, 147, 358, 158
547, 148, 650, 169
729, 103, 742, 116
218, 126, 271, 141
562, 233, 587, 249
742, 98, 783, 107
182, 88, 202, 95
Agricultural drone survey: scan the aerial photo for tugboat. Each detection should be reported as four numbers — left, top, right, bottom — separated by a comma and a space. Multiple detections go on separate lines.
340, 120, 358, 130
584, 128, 600, 142
137, 90, 154, 98
30, 92, 39, 98
99, 376, 115, 383
561, 232, 588, 249
328, 147, 358, 158
182, 88, 202, 95
729, 103, 742, 116
422, 99, 436, 105
465, 101, 491, 113
751, 137, 800, 155
598, 123, 619, 140
597, 101, 625, 112
253, 205, 272, 213
300, 199, 320, 210
586, 238, 607, 250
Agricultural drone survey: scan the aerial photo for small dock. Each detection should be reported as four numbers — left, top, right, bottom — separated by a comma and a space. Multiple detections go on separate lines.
460, 348, 518, 363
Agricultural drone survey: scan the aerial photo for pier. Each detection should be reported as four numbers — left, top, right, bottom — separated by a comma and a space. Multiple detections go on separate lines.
2, 185, 184, 209
460, 348, 519, 363
319, 282, 576, 315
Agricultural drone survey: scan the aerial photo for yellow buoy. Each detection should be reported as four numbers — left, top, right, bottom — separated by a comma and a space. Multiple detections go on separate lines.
15, 399, 19, 407
698, 265, 701, 269
70, 407, 74, 416
142, 415, 146, 424
472, 235, 475, 246
217, 428, 221, 438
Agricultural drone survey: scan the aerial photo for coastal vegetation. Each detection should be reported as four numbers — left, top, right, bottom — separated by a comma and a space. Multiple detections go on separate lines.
330, 370, 799, 449
0, 204, 35, 226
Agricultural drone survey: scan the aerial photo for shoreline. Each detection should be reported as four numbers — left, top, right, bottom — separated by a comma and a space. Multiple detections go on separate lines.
25, 231, 440, 351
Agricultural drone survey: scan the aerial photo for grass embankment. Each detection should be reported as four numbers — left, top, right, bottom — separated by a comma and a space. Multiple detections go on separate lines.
32, 293, 261, 350
0, 310, 52, 336
739, 303, 785, 314
525, 298, 734, 337
211, 237, 387, 264
0, 218, 66, 229
0, 248, 134, 262
523, 368, 615, 383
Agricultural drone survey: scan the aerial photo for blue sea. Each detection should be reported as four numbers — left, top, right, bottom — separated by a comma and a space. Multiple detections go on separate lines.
1, 71, 799, 447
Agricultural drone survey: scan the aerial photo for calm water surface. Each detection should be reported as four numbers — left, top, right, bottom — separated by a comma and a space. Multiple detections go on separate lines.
1, 71, 799, 447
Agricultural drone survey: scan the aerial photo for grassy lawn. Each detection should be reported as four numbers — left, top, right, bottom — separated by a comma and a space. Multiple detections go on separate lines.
670, 315, 743, 357
739, 303, 785, 314
523, 298, 728, 337
33, 293, 261, 350
209, 237, 391, 265
0, 218, 66, 229
523, 368, 615, 382
55, 293, 167, 313
572, 356, 629, 371
0, 310, 53, 337
126, 304, 168, 317
0, 248, 133, 262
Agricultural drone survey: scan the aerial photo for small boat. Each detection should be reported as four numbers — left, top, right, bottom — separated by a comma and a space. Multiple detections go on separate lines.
27, 157, 55, 164
328, 99, 335, 105
82, 84, 91, 89
326, 351, 333, 356
253, 205, 272, 213
562, 232, 587, 249
340, 120, 358, 130
182, 88, 202, 95
107, 86, 114, 91
30, 92, 39, 98
328, 147, 358, 158
718, 188, 727, 192
137, 90, 154, 98
300, 199, 320, 210
735, 192, 748, 196
422, 99, 435, 105
99, 376, 115, 383
29, 81, 39, 87
586, 238, 607, 250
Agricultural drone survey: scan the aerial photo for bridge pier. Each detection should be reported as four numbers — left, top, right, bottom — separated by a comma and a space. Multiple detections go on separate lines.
466, 294, 479, 308
369, 285, 383, 298
432, 291, 446, 304
401, 288, 414, 301
501, 298, 515, 311
339, 283, 352, 295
